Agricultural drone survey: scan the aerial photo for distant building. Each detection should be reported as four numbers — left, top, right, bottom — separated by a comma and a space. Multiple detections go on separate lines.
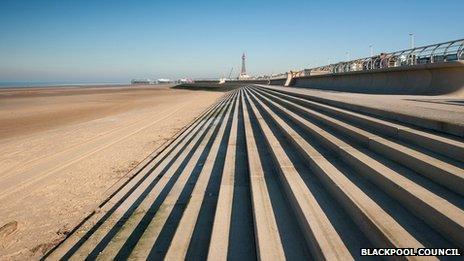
178, 78, 193, 84
131, 79, 151, 85
157, 79, 172, 84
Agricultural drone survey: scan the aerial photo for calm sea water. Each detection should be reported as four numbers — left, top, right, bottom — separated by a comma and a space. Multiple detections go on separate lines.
0, 81, 128, 88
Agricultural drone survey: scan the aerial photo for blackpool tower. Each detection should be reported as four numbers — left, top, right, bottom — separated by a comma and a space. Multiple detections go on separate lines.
239, 52, 250, 79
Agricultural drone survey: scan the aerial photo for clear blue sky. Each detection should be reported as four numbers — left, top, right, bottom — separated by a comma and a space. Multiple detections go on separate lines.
0, 0, 463, 82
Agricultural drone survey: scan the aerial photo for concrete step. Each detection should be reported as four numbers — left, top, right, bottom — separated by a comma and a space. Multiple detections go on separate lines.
164, 92, 239, 260
235, 89, 287, 261
252, 88, 464, 196
129, 90, 238, 260
245, 89, 432, 251
46, 86, 464, 260
206, 89, 291, 260
247, 87, 464, 248
260, 85, 464, 138
48, 91, 237, 260
257, 86, 464, 163
100, 92, 237, 260
243, 90, 355, 260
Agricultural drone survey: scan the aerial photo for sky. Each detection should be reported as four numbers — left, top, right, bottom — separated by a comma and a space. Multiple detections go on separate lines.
0, 0, 463, 82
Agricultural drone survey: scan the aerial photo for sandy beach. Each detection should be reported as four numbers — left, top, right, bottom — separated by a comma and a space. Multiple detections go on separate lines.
0, 85, 223, 259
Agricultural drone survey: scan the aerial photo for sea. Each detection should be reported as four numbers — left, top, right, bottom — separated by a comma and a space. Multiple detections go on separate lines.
0, 81, 128, 89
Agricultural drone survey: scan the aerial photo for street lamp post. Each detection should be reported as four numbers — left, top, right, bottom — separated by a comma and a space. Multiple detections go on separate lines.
409, 33, 415, 49
369, 45, 373, 57
345, 51, 351, 72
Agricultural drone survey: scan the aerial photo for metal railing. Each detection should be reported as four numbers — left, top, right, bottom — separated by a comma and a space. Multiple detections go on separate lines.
261, 38, 464, 80
308, 38, 464, 75
269, 73, 287, 80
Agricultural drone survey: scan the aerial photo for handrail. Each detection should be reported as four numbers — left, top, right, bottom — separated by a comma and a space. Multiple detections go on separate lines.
255, 38, 464, 79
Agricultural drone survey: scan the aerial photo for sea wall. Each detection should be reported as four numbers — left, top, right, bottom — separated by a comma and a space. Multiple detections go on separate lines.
282, 61, 464, 96
269, 78, 286, 86
175, 79, 268, 91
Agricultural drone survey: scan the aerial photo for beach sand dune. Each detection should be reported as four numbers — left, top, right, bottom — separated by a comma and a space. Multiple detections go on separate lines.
0, 85, 223, 259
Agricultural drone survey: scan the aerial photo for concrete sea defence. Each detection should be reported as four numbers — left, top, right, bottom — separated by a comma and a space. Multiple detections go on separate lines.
263, 85, 464, 137
46, 86, 464, 260
269, 78, 286, 86
270, 61, 464, 96
175, 79, 269, 91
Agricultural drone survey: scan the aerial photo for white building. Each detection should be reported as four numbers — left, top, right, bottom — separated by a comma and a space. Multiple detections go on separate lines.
131, 79, 151, 85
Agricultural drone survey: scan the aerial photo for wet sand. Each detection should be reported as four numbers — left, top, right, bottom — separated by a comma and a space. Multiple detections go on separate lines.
0, 85, 223, 259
